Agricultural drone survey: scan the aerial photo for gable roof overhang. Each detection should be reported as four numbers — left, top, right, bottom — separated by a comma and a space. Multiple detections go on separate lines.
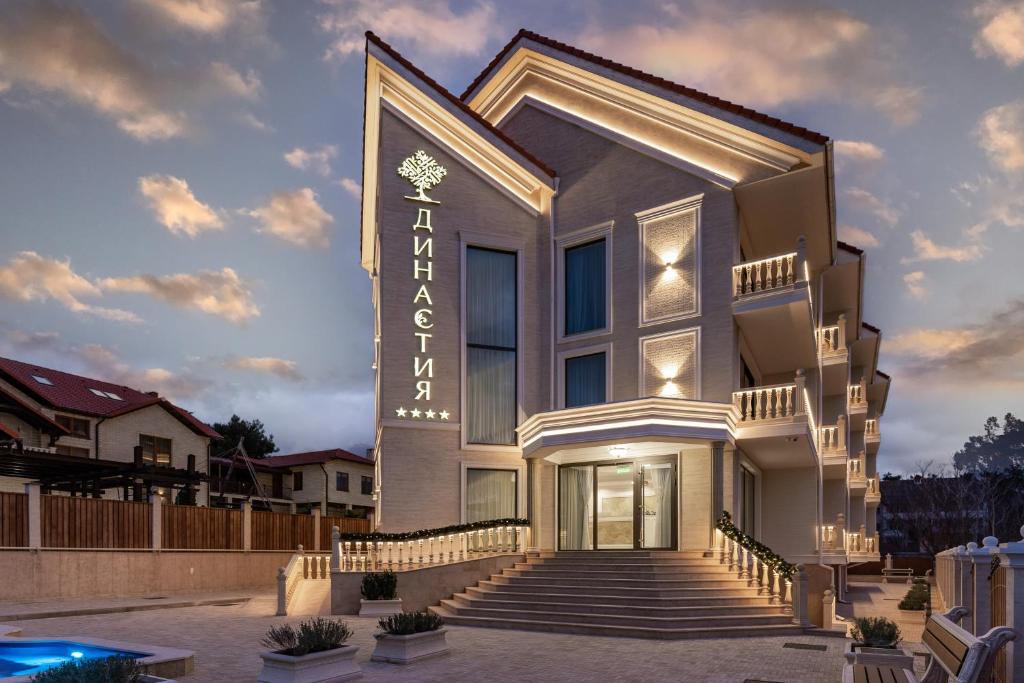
0, 385, 68, 436
361, 32, 557, 274
463, 31, 826, 189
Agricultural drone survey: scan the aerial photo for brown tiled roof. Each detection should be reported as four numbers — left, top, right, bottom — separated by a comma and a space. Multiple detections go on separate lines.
461, 29, 829, 146
262, 448, 374, 468
838, 240, 864, 255
365, 31, 557, 179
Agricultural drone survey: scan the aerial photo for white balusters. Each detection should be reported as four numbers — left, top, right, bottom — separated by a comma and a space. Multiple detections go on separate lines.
733, 383, 797, 422
849, 378, 867, 407
865, 419, 879, 437
732, 252, 797, 297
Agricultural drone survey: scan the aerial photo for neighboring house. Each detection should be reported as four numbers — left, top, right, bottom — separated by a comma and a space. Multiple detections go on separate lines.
360, 29, 889, 596
210, 448, 376, 518
0, 356, 218, 502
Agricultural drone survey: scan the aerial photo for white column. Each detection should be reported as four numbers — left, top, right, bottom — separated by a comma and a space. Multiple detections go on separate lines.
150, 494, 162, 551
970, 537, 1000, 635
999, 528, 1024, 683
241, 500, 252, 552
25, 483, 41, 550
710, 441, 725, 548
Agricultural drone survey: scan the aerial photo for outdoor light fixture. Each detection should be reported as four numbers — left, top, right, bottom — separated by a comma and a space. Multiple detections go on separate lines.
608, 445, 630, 458
70, 652, 84, 659
659, 364, 682, 397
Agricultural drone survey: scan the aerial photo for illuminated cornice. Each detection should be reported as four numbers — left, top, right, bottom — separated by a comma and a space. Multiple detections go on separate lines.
361, 51, 556, 273
466, 49, 815, 185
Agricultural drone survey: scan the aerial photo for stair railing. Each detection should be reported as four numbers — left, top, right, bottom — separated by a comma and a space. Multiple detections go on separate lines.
276, 544, 331, 616
715, 511, 808, 625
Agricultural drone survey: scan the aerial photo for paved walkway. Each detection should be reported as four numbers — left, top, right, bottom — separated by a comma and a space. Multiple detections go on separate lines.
6, 594, 848, 682
842, 580, 929, 643
0, 591, 253, 621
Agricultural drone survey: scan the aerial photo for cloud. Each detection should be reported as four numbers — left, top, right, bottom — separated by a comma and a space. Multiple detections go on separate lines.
338, 177, 361, 199
284, 145, 338, 176
973, 1, 1024, 67
3, 328, 61, 352
976, 100, 1024, 172
243, 188, 333, 248
208, 62, 262, 99
835, 140, 885, 163
838, 224, 880, 248
318, 0, 501, 61
844, 187, 901, 227
901, 230, 984, 264
75, 343, 209, 400
575, 3, 921, 126
0, 251, 139, 322
223, 356, 303, 381
239, 111, 272, 132
903, 271, 927, 299
99, 267, 260, 324
138, 174, 224, 237
137, 0, 265, 35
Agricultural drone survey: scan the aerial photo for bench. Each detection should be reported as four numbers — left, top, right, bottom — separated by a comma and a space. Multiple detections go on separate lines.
842, 607, 1016, 683
882, 568, 914, 584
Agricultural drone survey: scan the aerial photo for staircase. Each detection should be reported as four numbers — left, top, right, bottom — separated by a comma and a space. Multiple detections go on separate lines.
430, 550, 804, 639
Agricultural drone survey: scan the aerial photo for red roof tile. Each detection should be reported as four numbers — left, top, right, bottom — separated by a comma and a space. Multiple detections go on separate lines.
365, 31, 557, 179
0, 356, 219, 439
461, 29, 829, 146
262, 448, 374, 468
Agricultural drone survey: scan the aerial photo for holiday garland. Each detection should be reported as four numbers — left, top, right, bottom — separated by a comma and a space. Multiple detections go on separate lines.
334, 518, 529, 543
716, 511, 795, 580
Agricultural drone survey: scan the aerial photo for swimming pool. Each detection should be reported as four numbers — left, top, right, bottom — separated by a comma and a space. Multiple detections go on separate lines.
0, 640, 149, 677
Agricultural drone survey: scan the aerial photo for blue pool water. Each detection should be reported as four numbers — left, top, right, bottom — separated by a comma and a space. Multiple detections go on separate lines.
0, 641, 148, 677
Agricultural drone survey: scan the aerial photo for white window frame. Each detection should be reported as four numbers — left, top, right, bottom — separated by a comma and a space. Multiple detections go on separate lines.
555, 221, 614, 342
635, 194, 703, 327
556, 342, 613, 409
459, 230, 525, 453
637, 326, 702, 399
459, 461, 527, 524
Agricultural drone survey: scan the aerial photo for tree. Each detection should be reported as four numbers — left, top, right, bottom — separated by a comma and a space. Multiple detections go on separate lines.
213, 415, 278, 459
954, 413, 1024, 472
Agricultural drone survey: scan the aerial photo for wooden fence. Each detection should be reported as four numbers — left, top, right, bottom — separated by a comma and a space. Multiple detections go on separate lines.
0, 492, 27, 547
1, 491, 371, 551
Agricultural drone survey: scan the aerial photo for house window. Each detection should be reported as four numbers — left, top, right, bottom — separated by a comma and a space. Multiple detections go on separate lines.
564, 239, 607, 335
740, 466, 756, 535
293, 471, 304, 492
565, 352, 607, 408
336, 472, 349, 492
56, 445, 90, 458
466, 246, 517, 445
139, 434, 171, 465
466, 468, 517, 523
56, 414, 90, 439
361, 476, 373, 495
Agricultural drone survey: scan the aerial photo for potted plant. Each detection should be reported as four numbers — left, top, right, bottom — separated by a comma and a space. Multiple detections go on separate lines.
358, 571, 402, 617
32, 656, 174, 682
258, 617, 360, 682
845, 617, 913, 668
896, 579, 930, 624
371, 611, 448, 664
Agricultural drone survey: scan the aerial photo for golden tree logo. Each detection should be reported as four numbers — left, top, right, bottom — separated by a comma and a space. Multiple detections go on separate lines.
397, 150, 447, 203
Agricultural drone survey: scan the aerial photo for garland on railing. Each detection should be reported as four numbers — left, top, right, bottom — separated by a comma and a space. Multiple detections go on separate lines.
716, 511, 795, 580
335, 518, 529, 543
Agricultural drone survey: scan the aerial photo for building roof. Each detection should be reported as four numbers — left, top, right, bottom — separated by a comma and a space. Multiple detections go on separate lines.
0, 356, 219, 439
461, 29, 830, 146
876, 369, 891, 381
262, 448, 374, 469
837, 240, 864, 256
366, 31, 557, 179
861, 321, 881, 334
0, 421, 20, 440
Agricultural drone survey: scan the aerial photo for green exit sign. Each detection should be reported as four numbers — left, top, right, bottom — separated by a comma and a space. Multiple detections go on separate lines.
616, 466, 631, 475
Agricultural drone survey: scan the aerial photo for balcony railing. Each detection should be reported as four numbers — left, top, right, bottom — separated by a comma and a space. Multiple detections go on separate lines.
866, 476, 880, 498
732, 252, 798, 298
822, 513, 845, 551
848, 378, 867, 408
817, 314, 847, 356
865, 419, 880, 440
849, 455, 866, 480
733, 380, 803, 423
819, 415, 846, 453
847, 527, 878, 554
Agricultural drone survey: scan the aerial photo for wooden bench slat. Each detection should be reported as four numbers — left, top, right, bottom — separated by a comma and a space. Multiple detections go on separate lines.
922, 617, 970, 675
852, 665, 912, 683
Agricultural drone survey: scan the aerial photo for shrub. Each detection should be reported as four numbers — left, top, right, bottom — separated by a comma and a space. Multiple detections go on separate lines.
850, 616, 902, 648
377, 610, 444, 636
361, 571, 397, 601
32, 656, 142, 683
898, 581, 930, 611
262, 617, 353, 656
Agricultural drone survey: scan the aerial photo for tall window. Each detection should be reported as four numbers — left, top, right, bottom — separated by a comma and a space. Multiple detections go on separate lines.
740, 467, 756, 535
139, 434, 171, 465
293, 471, 304, 492
466, 247, 517, 445
56, 414, 90, 438
565, 239, 606, 335
361, 476, 373, 495
565, 352, 606, 408
336, 472, 349, 492
466, 468, 517, 523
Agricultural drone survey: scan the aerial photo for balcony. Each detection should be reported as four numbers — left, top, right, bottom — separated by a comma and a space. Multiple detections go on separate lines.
865, 475, 881, 503
820, 415, 848, 474
732, 375, 817, 468
847, 528, 879, 559
848, 378, 868, 430
818, 315, 849, 395
731, 246, 817, 378
849, 454, 866, 488
865, 418, 880, 455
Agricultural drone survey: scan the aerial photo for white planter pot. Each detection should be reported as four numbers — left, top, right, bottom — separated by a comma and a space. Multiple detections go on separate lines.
359, 598, 403, 617
258, 645, 361, 683
371, 629, 450, 664
844, 642, 915, 669
139, 677, 175, 683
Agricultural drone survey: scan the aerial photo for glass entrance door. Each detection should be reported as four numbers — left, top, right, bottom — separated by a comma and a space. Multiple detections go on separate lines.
558, 455, 677, 550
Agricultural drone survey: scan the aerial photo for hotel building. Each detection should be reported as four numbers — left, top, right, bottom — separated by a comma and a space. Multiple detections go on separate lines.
360, 30, 888, 589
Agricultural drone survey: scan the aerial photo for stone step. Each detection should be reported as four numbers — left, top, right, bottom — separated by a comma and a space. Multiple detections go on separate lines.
464, 585, 773, 607
524, 558, 725, 569
477, 579, 761, 598
508, 566, 732, 579
429, 606, 805, 640
491, 573, 753, 589
540, 552, 711, 563
450, 593, 786, 618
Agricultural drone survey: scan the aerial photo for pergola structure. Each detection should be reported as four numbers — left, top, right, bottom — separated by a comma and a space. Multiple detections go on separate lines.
0, 442, 206, 502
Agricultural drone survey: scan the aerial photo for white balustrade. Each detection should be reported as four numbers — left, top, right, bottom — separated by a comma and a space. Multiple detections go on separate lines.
866, 476, 880, 496
849, 456, 865, 479
849, 378, 867, 407
865, 419, 879, 437
714, 525, 797, 615
734, 383, 798, 422
732, 252, 797, 298
277, 544, 332, 616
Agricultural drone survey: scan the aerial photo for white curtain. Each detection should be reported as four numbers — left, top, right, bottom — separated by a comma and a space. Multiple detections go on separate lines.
466, 469, 516, 523
559, 466, 593, 550
647, 466, 673, 548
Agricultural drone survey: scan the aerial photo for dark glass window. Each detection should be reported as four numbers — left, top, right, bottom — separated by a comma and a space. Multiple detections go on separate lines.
56, 414, 90, 438
741, 467, 756, 535
565, 239, 606, 335
466, 247, 517, 445
336, 472, 349, 492
139, 434, 171, 465
565, 353, 607, 408
361, 476, 373, 495
293, 471, 303, 492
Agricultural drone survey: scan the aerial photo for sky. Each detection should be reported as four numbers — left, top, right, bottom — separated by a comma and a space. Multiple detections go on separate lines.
0, 1, 1022, 472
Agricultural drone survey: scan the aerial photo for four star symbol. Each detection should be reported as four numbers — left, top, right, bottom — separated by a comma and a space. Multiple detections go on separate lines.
439, 410, 450, 420
395, 406, 451, 420
410, 408, 422, 418
395, 407, 407, 417
425, 409, 436, 419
